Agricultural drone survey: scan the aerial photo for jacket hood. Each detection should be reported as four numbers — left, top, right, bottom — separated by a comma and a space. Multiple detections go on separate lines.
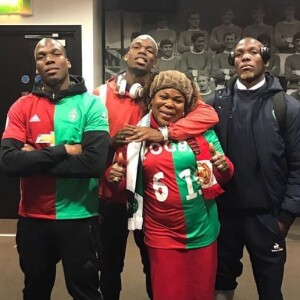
32, 75, 87, 103
225, 72, 284, 97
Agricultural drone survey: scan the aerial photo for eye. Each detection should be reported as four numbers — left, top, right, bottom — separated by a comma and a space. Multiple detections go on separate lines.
146, 47, 155, 54
174, 99, 184, 104
36, 54, 45, 60
172, 96, 185, 104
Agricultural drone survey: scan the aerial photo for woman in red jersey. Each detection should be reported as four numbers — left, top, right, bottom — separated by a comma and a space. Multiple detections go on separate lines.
105, 70, 234, 300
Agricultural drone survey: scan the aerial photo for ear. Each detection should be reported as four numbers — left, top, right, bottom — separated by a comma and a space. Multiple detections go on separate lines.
148, 100, 153, 110
36, 69, 39, 75
124, 53, 129, 62
152, 58, 157, 69
66, 59, 72, 69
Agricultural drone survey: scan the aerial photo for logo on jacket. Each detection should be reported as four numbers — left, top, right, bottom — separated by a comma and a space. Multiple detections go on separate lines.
68, 108, 79, 122
30, 114, 41, 122
271, 242, 283, 252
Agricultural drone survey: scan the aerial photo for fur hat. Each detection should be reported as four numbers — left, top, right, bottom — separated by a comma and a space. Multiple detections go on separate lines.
149, 70, 193, 103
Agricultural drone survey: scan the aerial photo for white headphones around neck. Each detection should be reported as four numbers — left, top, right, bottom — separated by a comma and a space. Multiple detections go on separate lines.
116, 73, 144, 99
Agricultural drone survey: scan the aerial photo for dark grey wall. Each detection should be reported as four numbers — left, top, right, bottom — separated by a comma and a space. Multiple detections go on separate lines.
105, 0, 300, 33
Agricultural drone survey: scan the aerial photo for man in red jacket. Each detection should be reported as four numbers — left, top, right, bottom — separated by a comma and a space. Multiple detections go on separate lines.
94, 34, 219, 300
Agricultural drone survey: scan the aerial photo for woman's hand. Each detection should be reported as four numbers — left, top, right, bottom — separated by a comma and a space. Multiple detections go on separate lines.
124, 124, 164, 143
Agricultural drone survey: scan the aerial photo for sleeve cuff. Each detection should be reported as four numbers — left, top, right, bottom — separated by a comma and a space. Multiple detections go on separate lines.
277, 209, 295, 226
158, 126, 169, 141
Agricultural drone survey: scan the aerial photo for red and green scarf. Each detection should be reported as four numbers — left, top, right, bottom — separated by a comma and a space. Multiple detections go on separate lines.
126, 111, 224, 230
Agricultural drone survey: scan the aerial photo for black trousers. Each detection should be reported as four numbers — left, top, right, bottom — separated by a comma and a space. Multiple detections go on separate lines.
215, 211, 286, 300
16, 216, 102, 300
99, 200, 152, 300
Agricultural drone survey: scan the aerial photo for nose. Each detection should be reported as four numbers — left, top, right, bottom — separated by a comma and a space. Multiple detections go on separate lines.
241, 52, 251, 61
164, 99, 174, 108
138, 47, 147, 55
45, 54, 55, 64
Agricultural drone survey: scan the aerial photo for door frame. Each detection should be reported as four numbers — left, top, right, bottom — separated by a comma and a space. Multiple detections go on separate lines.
0, 25, 82, 74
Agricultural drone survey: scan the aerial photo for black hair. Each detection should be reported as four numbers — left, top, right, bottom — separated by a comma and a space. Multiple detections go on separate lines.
191, 32, 205, 43
223, 32, 236, 41
34, 38, 67, 59
160, 39, 173, 48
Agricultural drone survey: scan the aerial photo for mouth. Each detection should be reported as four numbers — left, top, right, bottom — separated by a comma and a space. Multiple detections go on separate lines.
135, 56, 147, 65
240, 65, 253, 71
160, 111, 175, 120
45, 67, 59, 74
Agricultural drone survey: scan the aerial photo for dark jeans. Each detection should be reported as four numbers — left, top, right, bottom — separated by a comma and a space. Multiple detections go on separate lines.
99, 200, 152, 300
216, 211, 286, 300
16, 216, 102, 300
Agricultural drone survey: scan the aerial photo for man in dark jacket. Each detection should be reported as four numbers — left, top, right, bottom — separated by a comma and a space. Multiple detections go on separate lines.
208, 38, 300, 300
0, 38, 110, 300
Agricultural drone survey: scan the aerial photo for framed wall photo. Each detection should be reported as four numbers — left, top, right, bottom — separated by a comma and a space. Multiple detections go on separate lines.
0, 0, 32, 15
103, 0, 300, 94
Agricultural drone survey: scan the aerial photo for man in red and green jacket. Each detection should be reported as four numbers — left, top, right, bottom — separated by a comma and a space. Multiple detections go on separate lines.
1, 38, 109, 300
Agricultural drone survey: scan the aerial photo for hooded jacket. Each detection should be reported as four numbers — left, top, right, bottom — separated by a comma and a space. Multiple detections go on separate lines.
33, 75, 87, 103
1, 75, 110, 220
207, 73, 300, 225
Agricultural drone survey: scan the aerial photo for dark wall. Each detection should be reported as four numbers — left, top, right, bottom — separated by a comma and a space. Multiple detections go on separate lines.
106, 0, 300, 33
117, 0, 178, 12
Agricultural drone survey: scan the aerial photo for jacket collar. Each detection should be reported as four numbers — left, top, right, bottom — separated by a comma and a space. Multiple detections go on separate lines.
32, 75, 87, 103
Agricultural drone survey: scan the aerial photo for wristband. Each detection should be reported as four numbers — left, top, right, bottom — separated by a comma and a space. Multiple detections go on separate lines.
158, 126, 168, 141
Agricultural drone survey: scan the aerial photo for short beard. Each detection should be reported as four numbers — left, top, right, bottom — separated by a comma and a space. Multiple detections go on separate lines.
240, 71, 255, 81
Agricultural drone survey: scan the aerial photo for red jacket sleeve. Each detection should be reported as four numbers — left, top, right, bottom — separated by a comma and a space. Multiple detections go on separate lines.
168, 99, 219, 140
